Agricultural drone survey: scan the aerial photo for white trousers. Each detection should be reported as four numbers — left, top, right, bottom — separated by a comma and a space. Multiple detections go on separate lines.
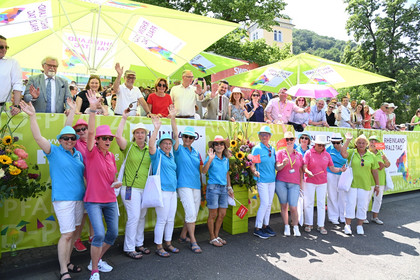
178, 188, 201, 223
120, 186, 148, 252
367, 185, 385, 214
255, 182, 276, 228
345, 187, 370, 220
154, 191, 177, 244
303, 182, 327, 227
327, 173, 346, 223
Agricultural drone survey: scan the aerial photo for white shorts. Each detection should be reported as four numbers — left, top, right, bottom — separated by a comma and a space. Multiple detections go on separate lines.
53, 201, 84, 234
177, 188, 201, 223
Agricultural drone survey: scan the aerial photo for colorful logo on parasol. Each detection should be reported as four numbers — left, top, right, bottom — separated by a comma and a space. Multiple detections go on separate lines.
191, 63, 207, 73
0, 8, 25, 24
251, 74, 269, 86
396, 151, 408, 181
148, 46, 176, 63
313, 78, 328, 85
62, 48, 84, 69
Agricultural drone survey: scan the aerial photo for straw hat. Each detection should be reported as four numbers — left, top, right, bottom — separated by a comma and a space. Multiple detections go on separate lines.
388, 103, 398, 109
330, 133, 343, 142
208, 135, 230, 148
131, 123, 148, 135
369, 135, 380, 141
284, 131, 294, 139
313, 135, 330, 145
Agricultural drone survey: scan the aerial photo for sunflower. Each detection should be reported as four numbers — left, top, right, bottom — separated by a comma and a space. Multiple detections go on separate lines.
2, 135, 13, 145
235, 151, 245, 160
0, 155, 13, 165
230, 140, 237, 147
9, 165, 21, 175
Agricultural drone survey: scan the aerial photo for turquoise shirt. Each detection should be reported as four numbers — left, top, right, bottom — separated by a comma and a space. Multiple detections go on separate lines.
296, 145, 310, 157
252, 142, 276, 183
174, 145, 201, 189
204, 155, 229, 185
150, 149, 177, 192
326, 145, 347, 175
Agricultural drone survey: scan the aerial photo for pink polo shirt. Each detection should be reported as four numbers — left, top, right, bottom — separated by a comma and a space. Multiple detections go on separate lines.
75, 139, 88, 160
266, 99, 299, 123
373, 109, 387, 129
276, 149, 303, 185
84, 146, 117, 203
303, 148, 334, 185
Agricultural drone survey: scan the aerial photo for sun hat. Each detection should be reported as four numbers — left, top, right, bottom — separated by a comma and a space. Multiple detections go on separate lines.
232, 87, 242, 93
124, 70, 136, 77
355, 134, 369, 144
298, 132, 311, 139
388, 103, 398, 109
330, 133, 343, 142
208, 135, 230, 148
258, 126, 272, 136
284, 131, 294, 139
182, 126, 196, 137
95, 125, 115, 138
313, 135, 330, 145
131, 123, 148, 135
399, 124, 406, 128
57, 126, 79, 140
381, 102, 389, 107
157, 133, 175, 146
369, 135, 380, 141
72, 119, 88, 129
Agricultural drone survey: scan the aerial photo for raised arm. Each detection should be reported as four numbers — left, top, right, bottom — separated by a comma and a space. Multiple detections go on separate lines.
19, 101, 51, 154
116, 108, 130, 151
341, 132, 353, 159
201, 148, 215, 174
168, 104, 179, 151
64, 97, 76, 127
113, 63, 123, 94
149, 115, 161, 155
86, 89, 99, 152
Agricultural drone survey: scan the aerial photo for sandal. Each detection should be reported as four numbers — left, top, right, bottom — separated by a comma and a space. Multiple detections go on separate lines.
155, 248, 170, 258
135, 246, 151, 255
67, 263, 82, 273
216, 237, 227, 245
190, 242, 202, 253
178, 237, 191, 244
125, 251, 143, 259
209, 238, 223, 247
164, 244, 180, 253
317, 227, 328, 235
60, 272, 72, 280
304, 226, 312, 233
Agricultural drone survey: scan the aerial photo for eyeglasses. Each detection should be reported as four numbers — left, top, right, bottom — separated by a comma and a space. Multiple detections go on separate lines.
183, 135, 195, 140
100, 136, 114, 141
213, 142, 224, 146
286, 138, 295, 142
252, 94, 259, 97
75, 127, 87, 133
361, 158, 365, 167
60, 136, 77, 141
332, 142, 342, 145
44, 63, 58, 68
0, 45, 9, 50
298, 99, 305, 102
157, 83, 167, 87
300, 136, 309, 140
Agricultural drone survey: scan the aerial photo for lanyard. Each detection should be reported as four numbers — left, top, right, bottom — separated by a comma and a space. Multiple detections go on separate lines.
285, 149, 296, 168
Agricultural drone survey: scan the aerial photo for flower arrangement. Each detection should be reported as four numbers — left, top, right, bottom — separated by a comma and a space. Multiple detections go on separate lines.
0, 107, 50, 204
227, 123, 256, 189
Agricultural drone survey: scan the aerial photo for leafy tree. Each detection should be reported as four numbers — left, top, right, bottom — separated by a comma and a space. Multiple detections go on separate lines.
342, 0, 420, 123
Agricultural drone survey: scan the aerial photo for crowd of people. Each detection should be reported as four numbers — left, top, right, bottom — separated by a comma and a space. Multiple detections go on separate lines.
0, 35, 418, 280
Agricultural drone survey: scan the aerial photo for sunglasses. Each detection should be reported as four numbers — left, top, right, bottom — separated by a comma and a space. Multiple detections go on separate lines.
157, 83, 167, 87
361, 158, 365, 167
268, 149, 272, 157
112, 98, 117, 101
298, 99, 305, 102
300, 136, 310, 140
316, 144, 326, 147
332, 142, 342, 145
286, 138, 295, 142
99, 136, 114, 141
75, 127, 87, 133
183, 135, 195, 140
329, 106, 335, 109
0, 45, 9, 50
60, 136, 77, 141
213, 142, 224, 146
385, 107, 389, 109
252, 94, 259, 97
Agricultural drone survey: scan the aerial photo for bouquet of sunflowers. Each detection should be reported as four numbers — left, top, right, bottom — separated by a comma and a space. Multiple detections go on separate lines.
228, 123, 257, 189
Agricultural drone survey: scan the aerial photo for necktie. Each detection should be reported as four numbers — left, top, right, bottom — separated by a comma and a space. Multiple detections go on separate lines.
218, 95, 222, 120
46, 78, 52, 113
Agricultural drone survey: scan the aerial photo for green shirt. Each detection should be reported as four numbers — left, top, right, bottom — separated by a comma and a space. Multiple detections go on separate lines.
371, 150, 386, 186
347, 149, 379, 191
122, 142, 151, 189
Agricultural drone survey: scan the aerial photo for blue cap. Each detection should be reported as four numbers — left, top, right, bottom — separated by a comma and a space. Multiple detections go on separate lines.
182, 126, 196, 137
258, 125, 272, 135
56, 126, 80, 140
157, 133, 175, 146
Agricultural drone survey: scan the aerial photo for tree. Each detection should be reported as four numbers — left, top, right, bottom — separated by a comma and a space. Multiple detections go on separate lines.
342, 0, 420, 123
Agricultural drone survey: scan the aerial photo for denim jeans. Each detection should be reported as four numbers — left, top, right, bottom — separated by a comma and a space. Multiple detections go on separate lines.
206, 184, 228, 209
275, 180, 300, 207
84, 202, 119, 247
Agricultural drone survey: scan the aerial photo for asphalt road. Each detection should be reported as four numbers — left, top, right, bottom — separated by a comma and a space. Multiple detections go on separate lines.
1, 191, 420, 280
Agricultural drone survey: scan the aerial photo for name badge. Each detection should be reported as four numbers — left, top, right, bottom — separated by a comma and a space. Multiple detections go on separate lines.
289, 169, 295, 174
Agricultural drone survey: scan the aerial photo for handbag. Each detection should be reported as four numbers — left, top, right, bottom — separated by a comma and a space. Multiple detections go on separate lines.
384, 168, 394, 191
141, 155, 164, 209
338, 151, 355, 192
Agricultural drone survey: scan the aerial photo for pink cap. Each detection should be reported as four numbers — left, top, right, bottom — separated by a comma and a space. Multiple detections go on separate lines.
72, 119, 88, 129
95, 125, 115, 138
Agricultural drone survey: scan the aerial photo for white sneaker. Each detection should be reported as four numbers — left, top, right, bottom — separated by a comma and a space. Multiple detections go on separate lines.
371, 218, 384, 225
88, 259, 113, 273
344, 224, 352, 235
89, 272, 100, 280
284, 225, 291, 236
293, 225, 301, 237
357, 225, 364, 235
363, 219, 369, 224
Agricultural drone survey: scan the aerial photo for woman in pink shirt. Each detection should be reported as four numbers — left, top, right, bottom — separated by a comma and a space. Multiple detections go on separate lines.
303, 135, 345, 235
275, 131, 304, 237
84, 90, 121, 280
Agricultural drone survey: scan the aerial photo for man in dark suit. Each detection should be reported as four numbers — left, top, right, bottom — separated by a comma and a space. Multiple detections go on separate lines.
259, 91, 273, 109
24, 57, 71, 113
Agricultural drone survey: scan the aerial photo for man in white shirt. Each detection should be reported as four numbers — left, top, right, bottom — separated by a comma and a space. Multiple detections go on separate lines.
112, 63, 151, 116
170, 70, 204, 118
337, 97, 355, 128
0, 35, 23, 115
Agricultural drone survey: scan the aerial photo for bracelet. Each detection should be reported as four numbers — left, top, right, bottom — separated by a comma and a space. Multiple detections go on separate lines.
227, 186, 233, 192
89, 109, 97, 113
375, 185, 379, 188
252, 110, 255, 113
242, 109, 246, 112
